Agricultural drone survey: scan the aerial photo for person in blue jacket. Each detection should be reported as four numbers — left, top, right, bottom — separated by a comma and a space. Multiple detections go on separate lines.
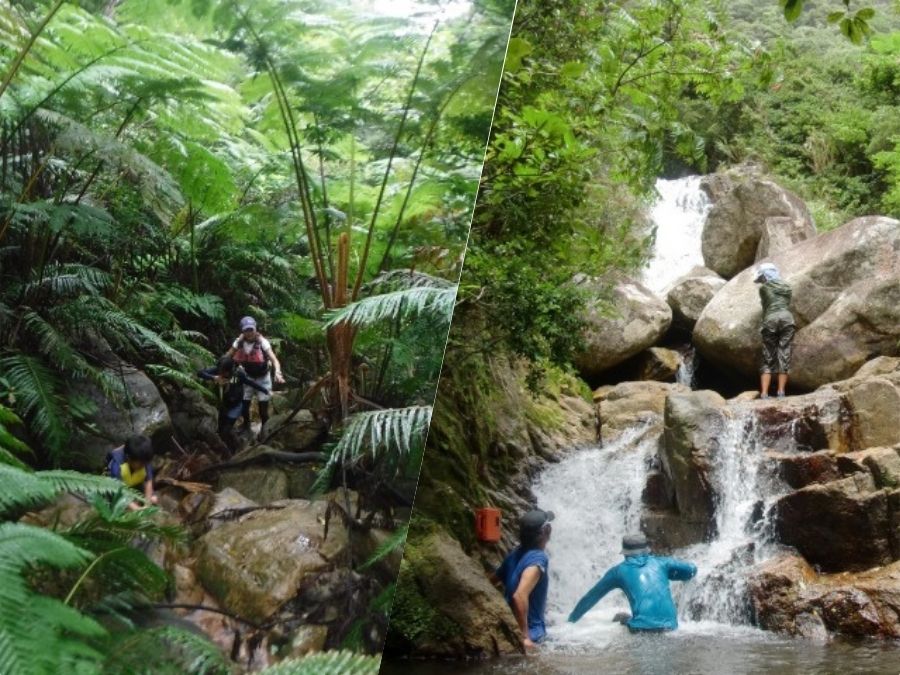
568, 533, 697, 631
492, 509, 554, 650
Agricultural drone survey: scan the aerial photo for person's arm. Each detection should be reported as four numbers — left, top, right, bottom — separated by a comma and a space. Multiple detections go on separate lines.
511, 565, 542, 650
197, 366, 219, 381
568, 568, 617, 623
265, 347, 285, 384
665, 558, 697, 581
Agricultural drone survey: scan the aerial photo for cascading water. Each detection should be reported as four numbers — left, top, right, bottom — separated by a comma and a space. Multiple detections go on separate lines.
641, 177, 711, 294
533, 406, 792, 650
675, 347, 696, 389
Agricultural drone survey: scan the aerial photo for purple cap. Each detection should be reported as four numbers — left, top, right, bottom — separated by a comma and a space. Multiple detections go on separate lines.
239, 316, 257, 331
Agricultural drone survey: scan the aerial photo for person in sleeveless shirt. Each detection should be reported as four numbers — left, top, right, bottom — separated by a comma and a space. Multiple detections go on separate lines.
225, 316, 285, 431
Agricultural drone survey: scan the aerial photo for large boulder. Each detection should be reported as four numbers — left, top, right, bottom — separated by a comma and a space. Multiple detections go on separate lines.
260, 409, 327, 451
573, 276, 672, 381
773, 473, 897, 571
658, 389, 728, 541
700, 174, 814, 278
599, 380, 689, 440
819, 375, 900, 451
694, 216, 900, 390
756, 216, 817, 261
666, 266, 726, 328
749, 553, 900, 638
387, 530, 522, 657
216, 467, 290, 504
196, 499, 348, 623
70, 364, 173, 471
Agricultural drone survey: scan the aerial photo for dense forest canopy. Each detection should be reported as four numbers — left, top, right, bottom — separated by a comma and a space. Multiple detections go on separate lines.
453, 0, 900, 379
0, 0, 512, 671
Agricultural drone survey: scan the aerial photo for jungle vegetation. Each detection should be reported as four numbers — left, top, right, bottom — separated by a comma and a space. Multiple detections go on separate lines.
0, 0, 511, 671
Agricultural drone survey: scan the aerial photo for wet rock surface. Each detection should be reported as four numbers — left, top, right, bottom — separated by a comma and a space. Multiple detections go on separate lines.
196, 498, 349, 624
573, 275, 672, 381
749, 554, 900, 639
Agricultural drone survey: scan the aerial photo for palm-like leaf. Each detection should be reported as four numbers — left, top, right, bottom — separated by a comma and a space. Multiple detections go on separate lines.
324, 286, 456, 329
0, 522, 106, 675
102, 626, 230, 675
0, 353, 71, 457
330, 405, 432, 467
258, 651, 381, 675
0, 464, 123, 518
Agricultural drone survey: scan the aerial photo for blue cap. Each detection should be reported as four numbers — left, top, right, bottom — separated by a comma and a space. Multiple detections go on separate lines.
239, 316, 257, 331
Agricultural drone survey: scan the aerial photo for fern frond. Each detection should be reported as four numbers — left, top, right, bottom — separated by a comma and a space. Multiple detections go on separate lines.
258, 651, 381, 675
102, 626, 230, 675
21, 264, 111, 303
22, 310, 125, 401
368, 270, 454, 290
324, 286, 456, 329
330, 405, 431, 468
0, 404, 33, 468
0, 353, 71, 458
0, 522, 106, 674
145, 364, 215, 401
360, 523, 408, 571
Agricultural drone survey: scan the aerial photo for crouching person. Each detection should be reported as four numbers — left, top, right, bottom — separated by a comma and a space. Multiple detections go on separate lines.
198, 355, 270, 453
106, 434, 157, 510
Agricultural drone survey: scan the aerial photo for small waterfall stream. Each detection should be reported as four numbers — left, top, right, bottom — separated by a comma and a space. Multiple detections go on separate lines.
532, 177, 791, 647
641, 177, 711, 294
534, 407, 791, 650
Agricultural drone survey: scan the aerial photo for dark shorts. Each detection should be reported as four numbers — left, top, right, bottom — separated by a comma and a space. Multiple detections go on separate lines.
760, 314, 795, 374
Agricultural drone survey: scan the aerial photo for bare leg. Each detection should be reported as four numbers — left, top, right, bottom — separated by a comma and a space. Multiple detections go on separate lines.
760, 373, 772, 398
777, 373, 788, 396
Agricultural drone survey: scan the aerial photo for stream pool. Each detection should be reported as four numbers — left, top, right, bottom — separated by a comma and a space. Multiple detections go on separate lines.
382, 618, 900, 674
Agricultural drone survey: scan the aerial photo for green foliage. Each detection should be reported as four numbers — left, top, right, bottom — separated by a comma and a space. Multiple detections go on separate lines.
0, 425, 186, 675
102, 626, 231, 675
0, 521, 107, 674
257, 651, 381, 675
319, 405, 432, 490
709, 1, 900, 222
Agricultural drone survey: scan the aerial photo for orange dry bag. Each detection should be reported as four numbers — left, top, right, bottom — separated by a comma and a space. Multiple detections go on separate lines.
475, 507, 502, 543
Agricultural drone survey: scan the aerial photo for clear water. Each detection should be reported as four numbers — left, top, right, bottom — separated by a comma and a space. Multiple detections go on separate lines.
641, 177, 711, 295
383, 634, 900, 675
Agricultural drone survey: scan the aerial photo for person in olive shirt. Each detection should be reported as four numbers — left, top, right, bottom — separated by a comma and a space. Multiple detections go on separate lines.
754, 262, 795, 398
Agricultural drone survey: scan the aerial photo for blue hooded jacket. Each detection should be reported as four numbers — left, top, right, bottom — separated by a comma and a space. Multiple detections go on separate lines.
568, 554, 696, 630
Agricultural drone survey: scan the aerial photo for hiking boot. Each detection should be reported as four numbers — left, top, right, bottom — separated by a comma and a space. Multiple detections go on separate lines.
760, 393, 769, 399
776, 391, 785, 398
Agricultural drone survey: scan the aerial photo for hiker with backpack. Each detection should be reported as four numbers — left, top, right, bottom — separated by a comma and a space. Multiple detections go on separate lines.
198, 354, 270, 452
225, 316, 285, 431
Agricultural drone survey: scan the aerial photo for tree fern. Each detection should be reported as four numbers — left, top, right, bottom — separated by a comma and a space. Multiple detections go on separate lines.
360, 522, 408, 571
257, 651, 381, 675
324, 286, 456, 330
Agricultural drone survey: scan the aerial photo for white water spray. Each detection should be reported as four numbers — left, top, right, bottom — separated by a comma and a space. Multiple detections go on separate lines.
533, 406, 792, 648
675, 347, 696, 389
641, 177, 711, 295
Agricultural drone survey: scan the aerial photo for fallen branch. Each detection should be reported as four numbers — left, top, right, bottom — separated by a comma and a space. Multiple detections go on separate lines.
190, 450, 327, 479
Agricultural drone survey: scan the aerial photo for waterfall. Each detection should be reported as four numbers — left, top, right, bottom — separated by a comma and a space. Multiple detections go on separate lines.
641, 177, 711, 295
533, 406, 791, 646
676, 347, 696, 388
